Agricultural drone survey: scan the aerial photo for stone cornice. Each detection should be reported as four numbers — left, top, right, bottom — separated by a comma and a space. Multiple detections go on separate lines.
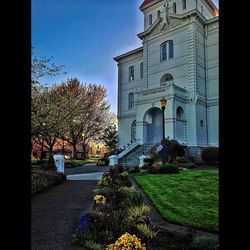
114, 47, 143, 62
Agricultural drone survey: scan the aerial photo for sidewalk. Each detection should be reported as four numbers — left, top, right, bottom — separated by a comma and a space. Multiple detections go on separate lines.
32, 180, 97, 250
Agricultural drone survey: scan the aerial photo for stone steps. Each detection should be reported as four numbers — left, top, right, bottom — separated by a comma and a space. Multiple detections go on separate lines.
119, 143, 155, 168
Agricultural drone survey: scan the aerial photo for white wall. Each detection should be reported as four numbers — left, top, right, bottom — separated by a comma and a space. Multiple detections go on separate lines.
147, 28, 189, 89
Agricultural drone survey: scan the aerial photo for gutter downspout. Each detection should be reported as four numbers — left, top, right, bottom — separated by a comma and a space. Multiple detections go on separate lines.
204, 24, 209, 146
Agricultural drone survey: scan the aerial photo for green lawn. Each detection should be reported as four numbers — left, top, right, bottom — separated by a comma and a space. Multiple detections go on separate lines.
133, 170, 218, 233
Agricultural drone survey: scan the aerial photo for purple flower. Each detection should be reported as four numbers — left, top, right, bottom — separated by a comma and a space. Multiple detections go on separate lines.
74, 215, 89, 233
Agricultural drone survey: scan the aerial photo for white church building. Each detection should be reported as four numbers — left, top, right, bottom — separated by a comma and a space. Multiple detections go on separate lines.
114, 0, 219, 161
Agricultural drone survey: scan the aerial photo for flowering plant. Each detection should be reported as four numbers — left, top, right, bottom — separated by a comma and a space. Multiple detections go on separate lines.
94, 195, 106, 205
106, 232, 146, 250
74, 215, 89, 233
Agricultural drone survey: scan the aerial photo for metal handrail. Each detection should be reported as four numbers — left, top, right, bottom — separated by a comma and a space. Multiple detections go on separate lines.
116, 138, 141, 155
141, 135, 159, 155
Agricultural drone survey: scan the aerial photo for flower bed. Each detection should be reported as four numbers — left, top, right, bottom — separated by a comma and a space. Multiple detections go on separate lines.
71, 165, 201, 249
31, 169, 66, 195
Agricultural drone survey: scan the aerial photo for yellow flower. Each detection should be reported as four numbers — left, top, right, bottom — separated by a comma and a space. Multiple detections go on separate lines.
106, 232, 146, 250
93, 194, 106, 204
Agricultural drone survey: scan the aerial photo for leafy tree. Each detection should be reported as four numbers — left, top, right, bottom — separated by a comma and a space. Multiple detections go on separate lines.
56, 78, 110, 158
101, 124, 118, 152
31, 52, 66, 156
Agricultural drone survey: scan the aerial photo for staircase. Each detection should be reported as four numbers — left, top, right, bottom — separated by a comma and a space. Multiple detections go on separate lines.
119, 143, 155, 168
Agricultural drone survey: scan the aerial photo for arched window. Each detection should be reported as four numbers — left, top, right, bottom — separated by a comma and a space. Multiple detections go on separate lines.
173, 2, 177, 13
161, 40, 174, 61
129, 66, 134, 82
182, 0, 186, 10
149, 14, 152, 25
160, 73, 173, 86
176, 107, 184, 120
128, 93, 134, 109
157, 10, 161, 19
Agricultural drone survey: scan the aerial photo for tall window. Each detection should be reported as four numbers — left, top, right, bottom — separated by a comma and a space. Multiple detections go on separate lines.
129, 66, 134, 82
173, 2, 176, 13
140, 62, 143, 79
149, 14, 152, 25
182, 0, 186, 10
161, 40, 174, 61
201, 5, 203, 14
157, 10, 161, 19
168, 40, 174, 59
128, 93, 134, 109
161, 42, 167, 61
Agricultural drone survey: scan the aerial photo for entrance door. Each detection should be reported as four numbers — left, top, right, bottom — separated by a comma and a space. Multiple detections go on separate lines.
143, 108, 162, 143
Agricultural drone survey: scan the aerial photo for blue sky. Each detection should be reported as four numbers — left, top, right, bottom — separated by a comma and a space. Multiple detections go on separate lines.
32, 0, 219, 113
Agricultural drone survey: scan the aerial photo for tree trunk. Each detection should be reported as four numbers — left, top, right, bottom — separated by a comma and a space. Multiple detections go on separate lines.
72, 144, 77, 159
40, 140, 44, 160
49, 145, 53, 156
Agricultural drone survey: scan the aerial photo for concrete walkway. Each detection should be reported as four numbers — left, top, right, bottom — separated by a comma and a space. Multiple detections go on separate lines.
32, 180, 96, 250
32, 164, 107, 250
66, 172, 104, 180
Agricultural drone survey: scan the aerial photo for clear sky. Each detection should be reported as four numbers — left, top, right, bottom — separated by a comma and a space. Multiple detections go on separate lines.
32, 0, 219, 114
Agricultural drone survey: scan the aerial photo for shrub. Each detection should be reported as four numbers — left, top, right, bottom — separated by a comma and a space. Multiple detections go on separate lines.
163, 139, 187, 163
126, 189, 144, 207
176, 162, 196, 169
201, 147, 219, 163
143, 158, 154, 167
162, 163, 179, 174
83, 241, 102, 250
96, 157, 109, 166
31, 170, 66, 195
129, 166, 141, 173
94, 187, 112, 197
106, 232, 146, 250
175, 156, 188, 163
36, 159, 48, 168
126, 203, 150, 225
136, 223, 157, 240
41, 155, 56, 171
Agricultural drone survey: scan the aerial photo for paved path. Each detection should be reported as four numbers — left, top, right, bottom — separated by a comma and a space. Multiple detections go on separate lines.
65, 164, 110, 175
32, 164, 107, 250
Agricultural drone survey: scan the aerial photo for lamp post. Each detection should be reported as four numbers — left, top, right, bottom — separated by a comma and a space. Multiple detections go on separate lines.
160, 97, 167, 164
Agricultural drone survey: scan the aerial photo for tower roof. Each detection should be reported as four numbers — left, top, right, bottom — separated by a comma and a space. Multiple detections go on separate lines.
140, 0, 218, 13
140, 0, 153, 8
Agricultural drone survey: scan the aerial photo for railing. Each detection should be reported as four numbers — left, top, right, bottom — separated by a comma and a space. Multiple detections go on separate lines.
140, 135, 159, 156
117, 139, 141, 159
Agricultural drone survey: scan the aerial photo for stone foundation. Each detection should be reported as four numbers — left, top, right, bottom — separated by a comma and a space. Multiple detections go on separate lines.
186, 146, 207, 162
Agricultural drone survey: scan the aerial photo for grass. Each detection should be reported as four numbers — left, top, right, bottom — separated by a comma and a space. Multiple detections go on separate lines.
133, 169, 218, 233
32, 157, 99, 168
65, 158, 98, 167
